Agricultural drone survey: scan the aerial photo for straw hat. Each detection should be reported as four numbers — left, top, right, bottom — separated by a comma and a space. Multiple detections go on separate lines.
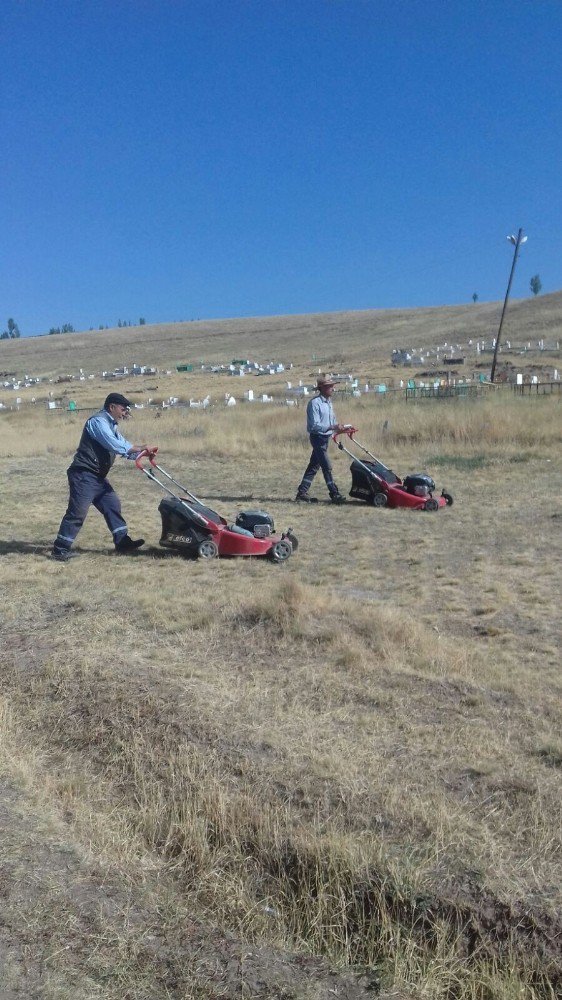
316, 374, 339, 390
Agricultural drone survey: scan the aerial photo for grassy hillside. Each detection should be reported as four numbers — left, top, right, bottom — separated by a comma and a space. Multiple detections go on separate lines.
1, 291, 561, 380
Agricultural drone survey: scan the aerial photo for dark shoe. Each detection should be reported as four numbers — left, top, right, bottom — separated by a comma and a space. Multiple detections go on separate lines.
51, 549, 80, 562
330, 493, 347, 505
115, 535, 145, 553
295, 493, 319, 503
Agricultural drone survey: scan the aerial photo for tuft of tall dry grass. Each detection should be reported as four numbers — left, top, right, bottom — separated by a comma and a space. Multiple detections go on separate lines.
2, 391, 560, 464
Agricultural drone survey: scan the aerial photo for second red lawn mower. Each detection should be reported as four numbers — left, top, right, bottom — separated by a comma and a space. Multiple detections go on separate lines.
136, 450, 298, 561
333, 428, 453, 511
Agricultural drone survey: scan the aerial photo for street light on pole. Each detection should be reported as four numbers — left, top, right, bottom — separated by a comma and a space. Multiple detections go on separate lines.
490, 228, 528, 383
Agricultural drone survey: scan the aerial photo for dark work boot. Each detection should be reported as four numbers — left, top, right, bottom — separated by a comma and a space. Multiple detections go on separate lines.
115, 535, 145, 554
295, 492, 319, 503
330, 492, 347, 505
50, 548, 80, 562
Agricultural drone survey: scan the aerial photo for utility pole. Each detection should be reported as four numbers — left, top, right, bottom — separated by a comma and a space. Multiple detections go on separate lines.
490, 228, 527, 383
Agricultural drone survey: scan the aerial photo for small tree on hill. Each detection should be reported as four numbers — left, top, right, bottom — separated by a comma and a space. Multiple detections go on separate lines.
530, 274, 542, 296
472, 293, 478, 303
2, 318, 20, 339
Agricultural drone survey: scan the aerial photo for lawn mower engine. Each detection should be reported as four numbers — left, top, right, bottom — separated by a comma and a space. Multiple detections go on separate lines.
402, 474, 436, 499
235, 509, 274, 537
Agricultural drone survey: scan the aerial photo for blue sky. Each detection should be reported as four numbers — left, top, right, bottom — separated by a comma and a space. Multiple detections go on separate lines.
2, 0, 560, 336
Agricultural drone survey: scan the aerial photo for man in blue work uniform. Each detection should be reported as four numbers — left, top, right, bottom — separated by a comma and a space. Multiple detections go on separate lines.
51, 392, 156, 561
295, 375, 347, 503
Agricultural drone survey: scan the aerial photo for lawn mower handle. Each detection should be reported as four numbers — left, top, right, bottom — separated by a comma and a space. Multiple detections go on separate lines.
135, 447, 159, 469
332, 429, 395, 475
332, 426, 357, 446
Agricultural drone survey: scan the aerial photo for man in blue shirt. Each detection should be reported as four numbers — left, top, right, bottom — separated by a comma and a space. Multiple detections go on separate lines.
51, 392, 156, 561
295, 375, 347, 503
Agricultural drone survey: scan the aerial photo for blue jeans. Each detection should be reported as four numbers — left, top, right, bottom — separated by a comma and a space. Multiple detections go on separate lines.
54, 469, 128, 552
298, 434, 339, 497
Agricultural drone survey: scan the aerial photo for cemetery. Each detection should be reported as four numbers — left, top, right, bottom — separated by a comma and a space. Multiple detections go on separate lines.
1, 331, 559, 415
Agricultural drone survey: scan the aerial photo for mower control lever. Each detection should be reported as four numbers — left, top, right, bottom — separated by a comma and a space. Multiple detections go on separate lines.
135, 447, 159, 469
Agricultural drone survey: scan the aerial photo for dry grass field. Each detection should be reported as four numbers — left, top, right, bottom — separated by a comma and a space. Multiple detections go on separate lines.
0, 300, 561, 999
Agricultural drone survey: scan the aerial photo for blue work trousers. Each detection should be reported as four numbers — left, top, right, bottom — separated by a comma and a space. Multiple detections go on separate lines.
54, 468, 128, 552
298, 434, 339, 497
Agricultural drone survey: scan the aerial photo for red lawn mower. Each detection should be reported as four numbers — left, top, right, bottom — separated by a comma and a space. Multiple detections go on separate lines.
136, 449, 297, 561
333, 428, 453, 511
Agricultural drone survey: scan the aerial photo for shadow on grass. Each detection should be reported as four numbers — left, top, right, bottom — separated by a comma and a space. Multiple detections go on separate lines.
200, 493, 287, 504
0, 540, 62, 556
117, 546, 178, 560
0, 540, 178, 560
202, 494, 366, 506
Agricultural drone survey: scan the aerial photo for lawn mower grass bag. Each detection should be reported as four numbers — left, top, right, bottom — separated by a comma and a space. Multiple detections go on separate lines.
349, 459, 400, 502
159, 497, 222, 553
